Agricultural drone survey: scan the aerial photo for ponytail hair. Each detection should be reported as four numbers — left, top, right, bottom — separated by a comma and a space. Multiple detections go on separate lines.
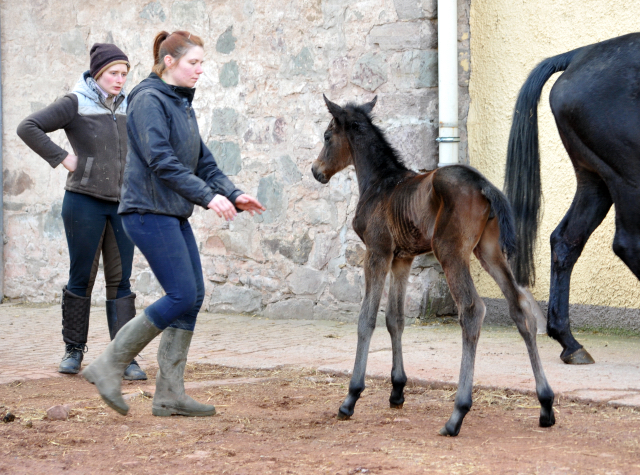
152, 30, 204, 76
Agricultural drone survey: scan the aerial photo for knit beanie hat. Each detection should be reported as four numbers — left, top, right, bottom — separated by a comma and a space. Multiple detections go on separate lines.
90, 43, 130, 79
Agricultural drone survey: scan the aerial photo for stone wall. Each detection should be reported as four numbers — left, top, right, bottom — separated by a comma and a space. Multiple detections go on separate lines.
2, 0, 470, 322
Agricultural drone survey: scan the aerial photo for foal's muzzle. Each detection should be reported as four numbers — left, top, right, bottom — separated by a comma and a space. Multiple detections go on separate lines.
311, 163, 328, 184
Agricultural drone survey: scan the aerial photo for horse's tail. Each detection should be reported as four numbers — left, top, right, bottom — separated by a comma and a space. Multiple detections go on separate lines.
504, 47, 583, 287
480, 180, 517, 261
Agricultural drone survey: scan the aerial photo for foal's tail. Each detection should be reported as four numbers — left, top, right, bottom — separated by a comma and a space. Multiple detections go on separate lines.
504, 47, 584, 287
479, 179, 517, 261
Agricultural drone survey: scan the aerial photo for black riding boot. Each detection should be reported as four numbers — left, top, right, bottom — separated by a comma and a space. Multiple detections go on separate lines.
106, 293, 148, 381
59, 287, 91, 374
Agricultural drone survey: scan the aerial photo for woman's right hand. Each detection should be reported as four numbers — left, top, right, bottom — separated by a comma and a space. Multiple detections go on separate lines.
61, 154, 78, 172
207, 194, 238, 221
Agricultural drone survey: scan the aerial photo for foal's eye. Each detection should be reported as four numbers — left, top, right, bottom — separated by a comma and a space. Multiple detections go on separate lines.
324, 132, 331, 142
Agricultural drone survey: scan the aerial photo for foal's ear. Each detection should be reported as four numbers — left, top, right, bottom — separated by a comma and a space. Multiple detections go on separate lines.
323, 94, 344, 123
361, 95, 378, 115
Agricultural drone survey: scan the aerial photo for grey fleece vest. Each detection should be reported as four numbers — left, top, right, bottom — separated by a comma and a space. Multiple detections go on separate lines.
16, 72, 128, 202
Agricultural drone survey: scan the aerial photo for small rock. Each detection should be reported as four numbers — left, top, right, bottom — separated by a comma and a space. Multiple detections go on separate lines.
46, 405, 70, 421
2, 412, 15, 423
25, 420, 33, 428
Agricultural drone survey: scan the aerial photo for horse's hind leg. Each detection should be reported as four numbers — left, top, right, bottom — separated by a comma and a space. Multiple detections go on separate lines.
609, 186, 640, 281
475, 219, 555, 428
386, 257, 414, 409
338, 250, 392, 420
435, 252, 486, 437
548, 169, 612, 364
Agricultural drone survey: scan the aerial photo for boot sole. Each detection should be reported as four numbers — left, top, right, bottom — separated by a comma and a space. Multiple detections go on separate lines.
123, 374, 148, 381
152, 406, 216, 417
82, 367, 129, 416
58, 368, 80, 374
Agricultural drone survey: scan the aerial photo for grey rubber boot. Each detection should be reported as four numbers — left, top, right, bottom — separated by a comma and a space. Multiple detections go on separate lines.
106, 293, 148, 381
82, 311, 161, 415
59, 287, 91, 374
152, 327, 216, 417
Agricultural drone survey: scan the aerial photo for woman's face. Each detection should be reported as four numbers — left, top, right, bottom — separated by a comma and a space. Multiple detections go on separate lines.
163, 46, 204, 88
95, 63, 128, 95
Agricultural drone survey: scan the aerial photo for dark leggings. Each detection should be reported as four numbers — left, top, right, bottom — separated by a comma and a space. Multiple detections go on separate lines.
61, 191, 134, 299
121, 213, 204, 331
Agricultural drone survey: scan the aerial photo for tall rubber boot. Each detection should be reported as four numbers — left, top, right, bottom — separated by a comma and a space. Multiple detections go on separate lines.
152, 328, 216, 417
106, 293, 148, 381
82, 311, 161, 415
59, 287, 91, 374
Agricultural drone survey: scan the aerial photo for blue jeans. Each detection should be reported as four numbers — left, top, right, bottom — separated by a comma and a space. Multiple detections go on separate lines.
61, 191, 134, 299
121, 213, 204, 331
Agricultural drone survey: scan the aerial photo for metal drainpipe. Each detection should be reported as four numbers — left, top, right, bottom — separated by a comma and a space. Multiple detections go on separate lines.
436, 0, 460, 167
0, 11, 4, 299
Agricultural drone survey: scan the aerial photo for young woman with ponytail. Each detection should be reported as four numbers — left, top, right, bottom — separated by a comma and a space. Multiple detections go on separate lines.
83, 31, 264, 418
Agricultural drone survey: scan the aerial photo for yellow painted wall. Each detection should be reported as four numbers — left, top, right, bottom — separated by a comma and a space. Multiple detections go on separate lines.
468, 1, 640, 307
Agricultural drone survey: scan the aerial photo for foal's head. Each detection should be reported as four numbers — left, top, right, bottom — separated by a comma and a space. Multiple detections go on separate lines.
311, 94, 377, 184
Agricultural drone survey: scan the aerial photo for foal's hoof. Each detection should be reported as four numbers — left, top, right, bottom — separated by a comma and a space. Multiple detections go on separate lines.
438, 425, 458, 437
337, 410, 351, 421
389, 402, 404, 409
539, 409, 556, 428
561, 348, 595, 365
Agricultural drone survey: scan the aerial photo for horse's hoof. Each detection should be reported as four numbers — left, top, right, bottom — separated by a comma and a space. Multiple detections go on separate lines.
539, 409, 556, 428
337, 411, 351, 421
438, 425, 457, 437
389, 402, 404, 409
539, 414, 556, 428
561, 348, 595, 365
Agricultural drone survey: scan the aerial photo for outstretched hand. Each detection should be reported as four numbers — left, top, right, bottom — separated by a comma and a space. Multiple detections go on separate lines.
207, 194, 237, 221
234, 194, 266, 216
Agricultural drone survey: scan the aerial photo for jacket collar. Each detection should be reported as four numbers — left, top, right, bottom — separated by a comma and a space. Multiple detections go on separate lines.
168, 84, 196, 103
73, 70, 126, 102
128, 73, 196, 105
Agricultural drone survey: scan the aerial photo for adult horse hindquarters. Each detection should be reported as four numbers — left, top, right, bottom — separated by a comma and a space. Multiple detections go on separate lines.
312, 95, 555, 437
505, 33, 640, 365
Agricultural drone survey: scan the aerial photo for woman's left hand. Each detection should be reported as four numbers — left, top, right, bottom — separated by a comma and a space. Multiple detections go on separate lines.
234, 194, 266, 216
208, 194, 237, 221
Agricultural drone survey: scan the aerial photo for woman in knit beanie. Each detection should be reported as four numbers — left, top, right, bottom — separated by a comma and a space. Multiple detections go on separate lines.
16, 43, 147, 380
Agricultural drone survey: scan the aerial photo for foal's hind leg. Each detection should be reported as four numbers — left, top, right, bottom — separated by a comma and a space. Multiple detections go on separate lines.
548, 169, 612, 364
338, 250, 392, 420
386, 257, 414, 409
475, 219, 555, 428
435, 250, 486, 437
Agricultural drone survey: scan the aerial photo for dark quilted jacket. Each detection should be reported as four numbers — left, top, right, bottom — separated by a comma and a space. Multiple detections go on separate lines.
118, 73, 242, 218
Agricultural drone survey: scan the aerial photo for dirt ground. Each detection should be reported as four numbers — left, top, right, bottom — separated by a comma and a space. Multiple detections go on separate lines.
1, 364, 639, 475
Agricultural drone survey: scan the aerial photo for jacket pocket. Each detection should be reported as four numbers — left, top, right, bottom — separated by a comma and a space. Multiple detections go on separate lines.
80, 156, 94, 186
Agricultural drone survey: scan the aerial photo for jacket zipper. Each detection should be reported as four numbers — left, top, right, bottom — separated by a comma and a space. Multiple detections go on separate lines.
185, 99, 196, 151
114, 95, 125, 190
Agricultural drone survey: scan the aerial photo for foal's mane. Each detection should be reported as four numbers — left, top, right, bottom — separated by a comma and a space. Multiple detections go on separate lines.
344, 103, 410, 173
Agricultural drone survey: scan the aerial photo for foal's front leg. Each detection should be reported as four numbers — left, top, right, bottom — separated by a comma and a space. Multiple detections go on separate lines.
338, 251, 391, 420
386, 257, 414, 409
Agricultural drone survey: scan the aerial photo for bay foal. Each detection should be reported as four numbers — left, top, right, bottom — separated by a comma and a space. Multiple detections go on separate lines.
311, 95, 555, 436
